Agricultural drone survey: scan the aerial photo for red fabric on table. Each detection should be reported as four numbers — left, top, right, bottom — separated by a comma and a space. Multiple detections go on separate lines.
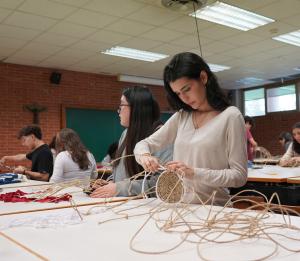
0, 189, 72, 203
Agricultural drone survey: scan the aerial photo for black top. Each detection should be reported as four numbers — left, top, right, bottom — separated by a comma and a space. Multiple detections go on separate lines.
26, 144, 53, 180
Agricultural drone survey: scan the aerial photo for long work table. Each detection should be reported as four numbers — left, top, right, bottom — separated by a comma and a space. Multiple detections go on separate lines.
1, 195, 300, 261
232, 165, 300, 206
247, 165, 300, 183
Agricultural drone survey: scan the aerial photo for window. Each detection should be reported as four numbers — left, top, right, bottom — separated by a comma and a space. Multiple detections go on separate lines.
244, 88, 265, 117
266, 85, 296, 112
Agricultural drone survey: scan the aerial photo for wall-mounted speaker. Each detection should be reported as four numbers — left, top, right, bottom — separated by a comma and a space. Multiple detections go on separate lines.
50, 72, 61, 85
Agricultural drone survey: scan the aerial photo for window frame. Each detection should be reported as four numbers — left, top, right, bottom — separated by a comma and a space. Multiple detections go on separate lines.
243, 87, 266, 117
265, 84, 297, 113
243, 81, 299, 117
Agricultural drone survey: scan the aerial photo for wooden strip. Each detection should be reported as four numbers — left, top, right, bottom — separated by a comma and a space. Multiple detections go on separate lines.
287, 176, 300, 184
247, 177, 287, 183
0, 197, 133, 217
0, 231, 49, 261
253, 158, 279, 164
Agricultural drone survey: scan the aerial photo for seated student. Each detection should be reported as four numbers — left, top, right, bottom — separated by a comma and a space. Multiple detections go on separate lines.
101, 141, 118, 166
244, 116, 258, 162
134, 52, 247, 206
279, 123, 300, 166
278, 132, 292, 152
49, 128, 97, 183
0, 124, 53, 181
91, 86, 172, 198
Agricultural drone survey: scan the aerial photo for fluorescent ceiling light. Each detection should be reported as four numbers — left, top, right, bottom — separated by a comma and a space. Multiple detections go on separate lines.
101, 46, 169, 62
208, 63, 230, 72
118, 74, 164, 86
273, 30, 300, 47
236, 77, 265, 85
190, 1, 274, 31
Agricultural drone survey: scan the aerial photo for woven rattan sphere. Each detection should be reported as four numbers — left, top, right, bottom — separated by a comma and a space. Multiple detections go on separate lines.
156, 170, 184, 203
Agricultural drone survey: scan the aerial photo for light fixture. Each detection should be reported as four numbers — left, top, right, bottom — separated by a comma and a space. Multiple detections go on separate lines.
161, 0, 207, 12
236, 77, 265, 85
208, 63, 230, 72
190, 1, 274, 31
273, 30, 300, 47
101, 46, 169, 62
118, 74, 164, 86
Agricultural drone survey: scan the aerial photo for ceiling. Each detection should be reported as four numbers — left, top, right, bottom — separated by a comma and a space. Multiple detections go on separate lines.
1, 0, 300, 89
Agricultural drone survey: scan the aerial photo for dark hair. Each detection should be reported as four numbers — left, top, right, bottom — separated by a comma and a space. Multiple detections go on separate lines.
244, 115, 255, 127
49, 135, 56, 149
278, 132, 292, 143
18, 124, 42, 139
163, 52, 230, 112
115, 86, 161, 177
107, 142, 118, 159
56, 128, 90, 170
292, 122, 300, 154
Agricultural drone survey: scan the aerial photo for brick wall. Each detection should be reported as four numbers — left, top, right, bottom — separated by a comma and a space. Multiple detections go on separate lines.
1, 62, 298, 161
252, 111, 300, 156
0, 63, 169, 159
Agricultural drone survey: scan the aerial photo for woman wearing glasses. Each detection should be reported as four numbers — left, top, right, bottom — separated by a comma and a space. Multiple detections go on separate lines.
134, 52, 247, 206
91, 86, 172, 198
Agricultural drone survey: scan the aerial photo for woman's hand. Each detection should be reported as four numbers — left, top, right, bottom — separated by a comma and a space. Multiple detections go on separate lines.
0, 156, 7, 164
280, 158, 299, 167
165, 161, 194, 179
139, 154, 160, 172
91, 179, 109, 189
90, 183, 117, 198
292, 157, 300, 162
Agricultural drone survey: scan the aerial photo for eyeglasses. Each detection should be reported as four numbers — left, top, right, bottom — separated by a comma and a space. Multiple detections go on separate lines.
117, 104, 130, 113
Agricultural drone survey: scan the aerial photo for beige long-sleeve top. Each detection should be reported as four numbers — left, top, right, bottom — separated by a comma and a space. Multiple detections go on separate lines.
134, 106, 248, 206
280, 143, 300, 163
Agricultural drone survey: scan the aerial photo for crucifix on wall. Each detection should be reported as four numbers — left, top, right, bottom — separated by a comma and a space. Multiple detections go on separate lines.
23, 103, 47, 124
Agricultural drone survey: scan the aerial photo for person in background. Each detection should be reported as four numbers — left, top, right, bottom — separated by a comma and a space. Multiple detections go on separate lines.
279, 123, 300, 166
278, 132, 292, 152
0, 124, 53, 181
244, 116, 258, 163
134, 52, 247, 206
101, 141, 118, 165
49, 128, 97, 184
91, 86, 172, 198
49, 135, 57, 162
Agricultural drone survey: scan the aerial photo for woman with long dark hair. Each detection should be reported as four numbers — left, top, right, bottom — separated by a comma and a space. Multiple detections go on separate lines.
91, 86, 172, 198
134, 52, 247, 206
278, 131, 292, 152
50, 128, 97, 183
279, 122, 300, 166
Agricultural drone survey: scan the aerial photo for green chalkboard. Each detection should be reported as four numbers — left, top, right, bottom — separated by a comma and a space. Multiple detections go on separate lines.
66, 108, 123, 162
161, 112, 173, 123
66, 108, 173, 162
